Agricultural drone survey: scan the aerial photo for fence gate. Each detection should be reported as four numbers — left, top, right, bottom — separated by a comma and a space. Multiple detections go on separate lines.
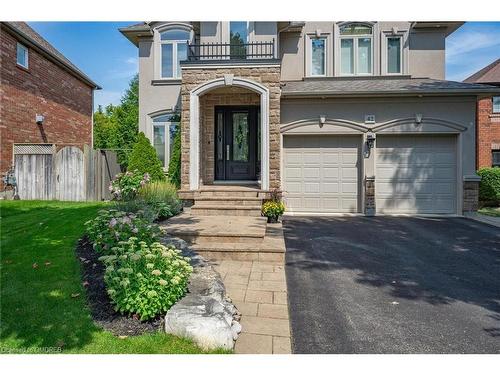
14, 144, 55, 200
55, 146, 85, 201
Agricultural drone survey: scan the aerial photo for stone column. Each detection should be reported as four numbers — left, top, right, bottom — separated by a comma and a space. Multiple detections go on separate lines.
365, 176, 376, 216
463, 176, 481, 212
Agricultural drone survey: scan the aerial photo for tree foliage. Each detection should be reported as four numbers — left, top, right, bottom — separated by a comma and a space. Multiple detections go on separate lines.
167, 124, 182, 188
92, 74, 139, 168
127, 132, 165, 182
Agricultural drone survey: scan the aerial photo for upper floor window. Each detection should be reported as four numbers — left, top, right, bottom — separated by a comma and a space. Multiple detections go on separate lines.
230, 22, 248, 59
339, 23, 372, 75
160, 28, 190, 79
387, 36, 402, 74
16, 43, 28, 69
493, 97, 500, 113
306, 35, 327, 77
492, 150, 500, 167
152, 113, 179, 168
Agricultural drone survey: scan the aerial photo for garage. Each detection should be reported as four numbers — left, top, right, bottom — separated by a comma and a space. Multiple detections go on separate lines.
375, 135, 457, 214
283, 135, 361, 213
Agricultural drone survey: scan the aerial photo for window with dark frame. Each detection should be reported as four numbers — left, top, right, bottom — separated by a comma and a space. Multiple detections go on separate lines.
493, 150, 500, 167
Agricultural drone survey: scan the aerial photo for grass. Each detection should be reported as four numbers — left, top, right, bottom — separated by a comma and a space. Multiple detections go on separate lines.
478, 206, 500, 217
0, 200, 227, 354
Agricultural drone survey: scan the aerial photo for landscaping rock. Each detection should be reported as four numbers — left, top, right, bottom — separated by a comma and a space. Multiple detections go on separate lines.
160, 235, 241, 351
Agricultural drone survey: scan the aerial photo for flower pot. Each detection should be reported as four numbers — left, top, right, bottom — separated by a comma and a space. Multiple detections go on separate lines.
267, 216, 279, 223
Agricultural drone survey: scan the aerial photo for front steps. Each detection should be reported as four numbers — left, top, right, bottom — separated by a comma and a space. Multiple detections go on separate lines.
160, 186, 286, 261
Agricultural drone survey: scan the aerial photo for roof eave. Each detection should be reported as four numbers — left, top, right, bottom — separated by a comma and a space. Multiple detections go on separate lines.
281, 88, 500, 98
119, 26, 153, 47
3, 23, 101, 89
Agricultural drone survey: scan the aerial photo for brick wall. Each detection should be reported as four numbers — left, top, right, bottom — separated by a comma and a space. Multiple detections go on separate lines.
180, 66, 281, 191
477, 97, 500, 168
0, 27, 93, 187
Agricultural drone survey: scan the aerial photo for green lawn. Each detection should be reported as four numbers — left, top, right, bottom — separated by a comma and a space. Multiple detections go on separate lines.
478, 206, 500, 218
0, 200, 225, 354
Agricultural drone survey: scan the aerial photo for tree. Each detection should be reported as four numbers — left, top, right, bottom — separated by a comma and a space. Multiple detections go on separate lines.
167, 124, 182, 188
93, 104, 118, 149
127, 132, 165, 182
92, 74, 139, 168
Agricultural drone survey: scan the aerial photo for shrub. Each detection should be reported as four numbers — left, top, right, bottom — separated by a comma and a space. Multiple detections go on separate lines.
85, 209, 161, 254
167, 126, 181, 188
127, 132, 165, 182
478, 167, 500, 205
262, 200, 285, 219
138, 181, 182, 220
98, 238, 193, 320
110, 170, 150, 201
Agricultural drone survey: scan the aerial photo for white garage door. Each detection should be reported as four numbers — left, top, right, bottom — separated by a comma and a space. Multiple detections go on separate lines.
283, 135, 361, 213
375, 135, 457, 214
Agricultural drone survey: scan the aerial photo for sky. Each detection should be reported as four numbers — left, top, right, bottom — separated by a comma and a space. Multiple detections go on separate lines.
28, 21, 500, 110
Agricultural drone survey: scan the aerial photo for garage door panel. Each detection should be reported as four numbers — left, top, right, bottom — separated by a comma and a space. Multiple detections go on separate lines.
376, 135, 457, 214
284, 135, 361, 213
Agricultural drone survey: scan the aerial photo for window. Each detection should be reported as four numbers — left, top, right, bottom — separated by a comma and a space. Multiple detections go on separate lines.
16, 43, 28, 68
310, 38, 326, 76
230, 21, 248, 59
152, 114, 179, 168
339, 23, 372, 75
493, 97, 500, 114
387, 36, 402, 74
493, 151, 500, 167
159, 28, 190, 79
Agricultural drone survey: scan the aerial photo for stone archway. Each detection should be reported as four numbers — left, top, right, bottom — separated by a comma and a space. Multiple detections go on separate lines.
188, 76, 270, 190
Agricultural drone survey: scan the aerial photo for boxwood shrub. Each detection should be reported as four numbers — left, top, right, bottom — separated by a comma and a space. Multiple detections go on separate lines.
477, 167, 500, 206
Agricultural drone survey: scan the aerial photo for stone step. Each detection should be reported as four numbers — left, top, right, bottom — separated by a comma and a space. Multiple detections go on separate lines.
196, 187, 262, 198
191, 242, 284, 254
160, 213, 267, 245
195, 196, 263, 207
190, 205, 262, 217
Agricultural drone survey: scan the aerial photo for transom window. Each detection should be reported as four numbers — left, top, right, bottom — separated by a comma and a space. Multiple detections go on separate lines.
152, 114, 179, 168
159, 28, 190, 79
340, 23, 373, 75
387, 36, 402, 74
16, 43, 28, 68
493, 96, 500, 113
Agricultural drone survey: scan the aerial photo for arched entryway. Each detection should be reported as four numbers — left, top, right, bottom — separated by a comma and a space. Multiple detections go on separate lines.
188, 76, 270, 190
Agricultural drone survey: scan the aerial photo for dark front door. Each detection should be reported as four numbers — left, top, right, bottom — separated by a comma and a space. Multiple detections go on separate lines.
215, 106, 259, 181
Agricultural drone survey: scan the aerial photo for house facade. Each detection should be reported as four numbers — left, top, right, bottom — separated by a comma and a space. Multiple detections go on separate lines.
0, 22, 99, 191
121, 21, 500, 216
463, 58, 500, 168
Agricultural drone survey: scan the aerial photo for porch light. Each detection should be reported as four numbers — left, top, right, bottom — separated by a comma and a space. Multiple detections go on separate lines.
35, 114, 45, 125
415, 113, 423, 125
366, 132, 376, 149
319, 115, 326, 128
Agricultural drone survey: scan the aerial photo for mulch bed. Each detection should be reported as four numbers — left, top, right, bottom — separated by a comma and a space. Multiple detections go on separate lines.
76, 236, 164, 336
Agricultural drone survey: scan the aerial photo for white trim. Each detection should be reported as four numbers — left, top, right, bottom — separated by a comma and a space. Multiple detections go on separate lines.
381, 30, 409, 76
189, 77, 270, 191
153, 24, 193, 80
336, 22, 374, 76
305, 34, 328, 77
16, 42, 28, 69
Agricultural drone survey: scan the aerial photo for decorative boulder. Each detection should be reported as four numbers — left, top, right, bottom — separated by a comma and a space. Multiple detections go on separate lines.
162, 235, 241, 350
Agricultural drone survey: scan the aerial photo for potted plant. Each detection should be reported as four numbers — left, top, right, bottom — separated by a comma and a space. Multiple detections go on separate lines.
261, 189, 285, 223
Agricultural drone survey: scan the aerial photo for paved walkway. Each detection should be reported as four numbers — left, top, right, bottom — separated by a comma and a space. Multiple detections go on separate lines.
214, 260, 292, 354
464, 212, 500, 228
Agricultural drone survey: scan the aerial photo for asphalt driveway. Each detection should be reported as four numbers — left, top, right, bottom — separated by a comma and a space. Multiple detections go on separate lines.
283, 216, 500, 353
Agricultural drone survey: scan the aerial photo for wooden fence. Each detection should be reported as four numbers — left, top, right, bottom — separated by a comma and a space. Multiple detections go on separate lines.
14, 145, 122, 201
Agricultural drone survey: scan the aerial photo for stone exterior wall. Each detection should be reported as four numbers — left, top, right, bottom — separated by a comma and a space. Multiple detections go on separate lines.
0, 27, 93, 189
199, 87, 260, 184
463, 181, 480, 212
477, 97, 500, 168
180, 66, 281, 191
364, 176, 375, 216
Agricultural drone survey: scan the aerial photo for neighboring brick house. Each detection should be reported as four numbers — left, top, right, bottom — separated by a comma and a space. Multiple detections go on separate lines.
0, 22, 100, 190
463, 58, 500, 168
121, 21, 500, 216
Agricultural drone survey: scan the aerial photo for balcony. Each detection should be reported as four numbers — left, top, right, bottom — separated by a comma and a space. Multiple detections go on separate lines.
183, 39, 279, 65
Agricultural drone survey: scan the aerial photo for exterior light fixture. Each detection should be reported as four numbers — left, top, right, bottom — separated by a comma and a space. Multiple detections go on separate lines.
319, 115, 326, 128
415, 113, 423, 125
366, 132, 376, 149
35, 114, 45, 125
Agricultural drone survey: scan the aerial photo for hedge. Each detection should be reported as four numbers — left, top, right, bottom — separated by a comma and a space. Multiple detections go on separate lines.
477, 167, 500, 205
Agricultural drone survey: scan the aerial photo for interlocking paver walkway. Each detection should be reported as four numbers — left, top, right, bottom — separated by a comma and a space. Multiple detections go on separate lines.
214, 260, 292, 354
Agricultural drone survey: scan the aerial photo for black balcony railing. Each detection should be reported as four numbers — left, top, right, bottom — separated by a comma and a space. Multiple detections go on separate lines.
186, 39, 275, 62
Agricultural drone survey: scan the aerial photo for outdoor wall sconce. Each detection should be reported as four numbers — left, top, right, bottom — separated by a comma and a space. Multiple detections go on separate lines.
415, 113, 423, 125
319, 115, 326, 128
35, 114, 45, 125
366, 132, 376, 149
